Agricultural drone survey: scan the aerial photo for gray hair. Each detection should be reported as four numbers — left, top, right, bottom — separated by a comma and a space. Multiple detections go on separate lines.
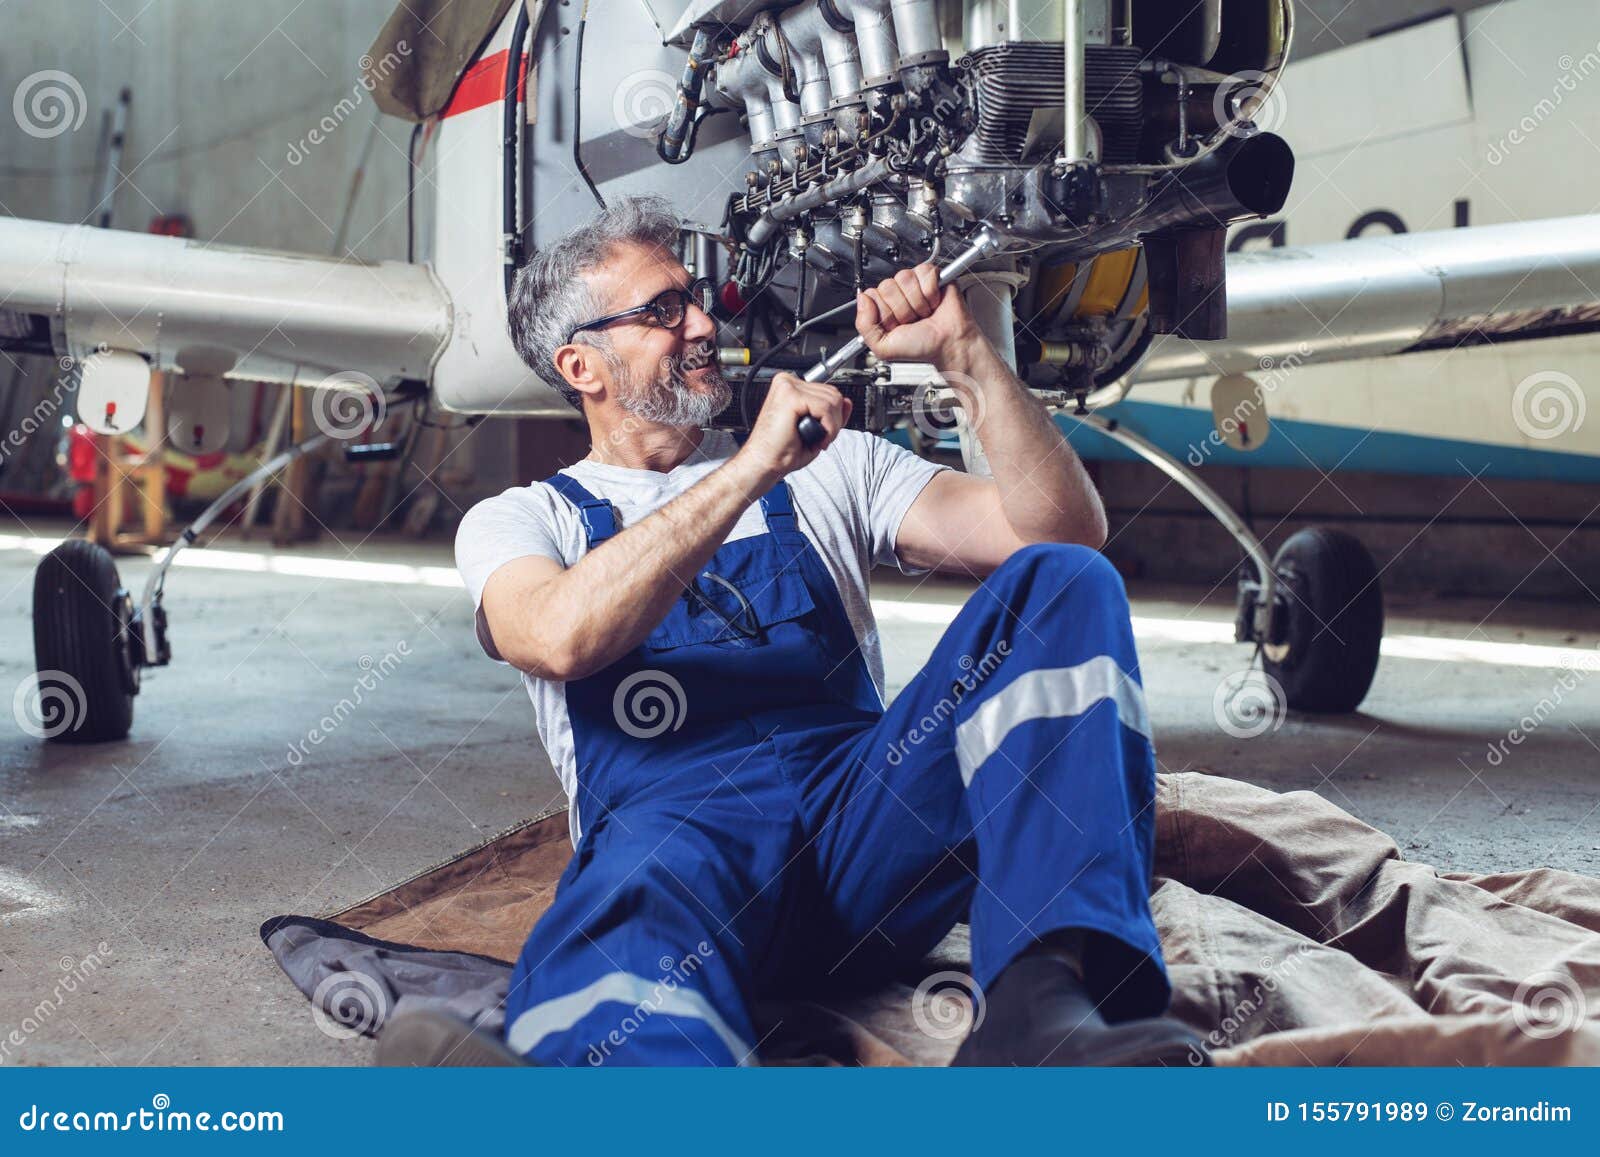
506, 194, 683, 411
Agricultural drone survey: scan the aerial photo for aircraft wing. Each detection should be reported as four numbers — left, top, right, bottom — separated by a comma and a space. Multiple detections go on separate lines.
1134, 215, 1600, 384
0, 216, 451, 390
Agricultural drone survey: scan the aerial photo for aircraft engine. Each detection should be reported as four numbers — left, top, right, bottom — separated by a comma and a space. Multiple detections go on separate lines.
665, 0, 1296, 408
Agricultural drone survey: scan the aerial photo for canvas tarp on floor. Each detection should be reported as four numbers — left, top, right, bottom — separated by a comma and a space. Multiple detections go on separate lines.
263, 772, 1600, 1065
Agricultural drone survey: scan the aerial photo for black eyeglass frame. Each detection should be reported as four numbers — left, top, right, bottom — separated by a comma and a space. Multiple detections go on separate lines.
682, 570, 765, 647
563, 277, 716, 349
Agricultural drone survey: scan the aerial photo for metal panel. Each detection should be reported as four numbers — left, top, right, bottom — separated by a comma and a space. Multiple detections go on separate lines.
1273, 13, 1471, 160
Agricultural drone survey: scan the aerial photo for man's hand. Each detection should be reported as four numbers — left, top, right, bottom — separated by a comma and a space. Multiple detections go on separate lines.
734, 371, 853, 487
856, 262, 981, 367
482, 374, 849, 681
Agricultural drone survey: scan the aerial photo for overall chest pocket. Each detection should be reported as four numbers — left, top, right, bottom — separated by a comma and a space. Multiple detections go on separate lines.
643, 541, 817, 653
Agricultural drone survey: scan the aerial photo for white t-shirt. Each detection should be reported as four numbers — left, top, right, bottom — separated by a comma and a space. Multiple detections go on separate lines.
454, 428, 949, 843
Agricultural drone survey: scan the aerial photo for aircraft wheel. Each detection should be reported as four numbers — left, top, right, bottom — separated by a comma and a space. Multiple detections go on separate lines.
1263, 528, 1383, 713
30, 539, 138, 743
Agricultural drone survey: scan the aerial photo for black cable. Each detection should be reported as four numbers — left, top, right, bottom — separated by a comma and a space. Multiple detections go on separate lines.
793, 256, 807, 333
406, 122, 422, 264
502, 0, 532, 298
573, 4, 607, 211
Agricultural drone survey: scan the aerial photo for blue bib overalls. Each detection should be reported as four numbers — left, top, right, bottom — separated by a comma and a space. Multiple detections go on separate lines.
502, 470, 1171, 1065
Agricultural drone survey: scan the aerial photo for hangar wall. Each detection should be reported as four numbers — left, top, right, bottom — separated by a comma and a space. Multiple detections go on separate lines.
0, 0, 522, 521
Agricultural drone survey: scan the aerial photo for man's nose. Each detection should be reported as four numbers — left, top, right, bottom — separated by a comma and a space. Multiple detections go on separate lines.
680, 299, 716, 343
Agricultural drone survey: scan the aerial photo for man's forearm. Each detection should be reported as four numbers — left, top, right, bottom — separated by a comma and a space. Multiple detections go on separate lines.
941, 336, 1108, 547
526, 456, 773, 679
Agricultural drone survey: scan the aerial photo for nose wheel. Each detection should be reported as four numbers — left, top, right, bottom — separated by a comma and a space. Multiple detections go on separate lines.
1254, 528, 1384, 713
30, 538, 140, 742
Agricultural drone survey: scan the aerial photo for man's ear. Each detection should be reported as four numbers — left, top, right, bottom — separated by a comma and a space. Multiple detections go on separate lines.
551, 342, 607, 405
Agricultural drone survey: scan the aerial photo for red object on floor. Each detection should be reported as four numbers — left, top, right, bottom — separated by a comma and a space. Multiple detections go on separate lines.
67, 424, 99, 484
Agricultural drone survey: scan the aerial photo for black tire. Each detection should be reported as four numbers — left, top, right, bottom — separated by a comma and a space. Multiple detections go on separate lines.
30, 538, 137, 743
1263, 528, 1383, 713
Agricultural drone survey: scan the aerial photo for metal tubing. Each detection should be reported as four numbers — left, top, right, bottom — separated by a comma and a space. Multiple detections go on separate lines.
745, 155, 896, 248
1061, 0, 1089, 165
830, 0, 901, 80
887, 0, 944, 59
1066, 411, 1277, 637
136, 428, 336, 661
711, 48, 779, 145
778, 2, 836, 116
781, 1, 866, 113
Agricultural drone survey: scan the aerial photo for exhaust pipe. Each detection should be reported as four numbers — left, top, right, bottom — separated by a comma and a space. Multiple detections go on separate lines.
1137, 133, 1295, 342
1135, 133, 1296, 237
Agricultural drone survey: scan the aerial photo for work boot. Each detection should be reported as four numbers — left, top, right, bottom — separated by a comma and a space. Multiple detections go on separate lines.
951, 949, 1210, 1067
374, 1007, 531, 1067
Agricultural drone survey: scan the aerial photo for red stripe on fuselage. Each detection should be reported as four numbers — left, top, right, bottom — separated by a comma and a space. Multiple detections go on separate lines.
440, 48, 527, 119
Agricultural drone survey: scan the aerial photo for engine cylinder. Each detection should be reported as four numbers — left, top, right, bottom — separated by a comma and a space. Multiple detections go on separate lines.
954, 41, 1144, 166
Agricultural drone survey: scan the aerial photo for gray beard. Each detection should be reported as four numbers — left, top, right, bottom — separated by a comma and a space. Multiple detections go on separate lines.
613, 345, 732, 428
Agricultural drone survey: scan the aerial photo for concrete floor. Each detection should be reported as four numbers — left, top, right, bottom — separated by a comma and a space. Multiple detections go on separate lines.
0, 519, 1596, 1065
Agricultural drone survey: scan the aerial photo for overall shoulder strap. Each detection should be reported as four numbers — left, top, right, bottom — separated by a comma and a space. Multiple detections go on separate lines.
543, 472, 617, 548
759, 480, 806, 548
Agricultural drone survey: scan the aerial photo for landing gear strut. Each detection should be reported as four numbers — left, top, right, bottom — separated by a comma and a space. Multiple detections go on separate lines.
28, 426, 341, 743
1066, 412, 1383, 714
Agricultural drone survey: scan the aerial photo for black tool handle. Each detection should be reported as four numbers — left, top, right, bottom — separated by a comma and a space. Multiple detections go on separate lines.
796, 415, 826, 448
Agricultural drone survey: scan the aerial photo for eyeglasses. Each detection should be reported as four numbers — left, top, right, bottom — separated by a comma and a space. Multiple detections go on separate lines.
683, 571, 764, 647
564, 277, 716, 348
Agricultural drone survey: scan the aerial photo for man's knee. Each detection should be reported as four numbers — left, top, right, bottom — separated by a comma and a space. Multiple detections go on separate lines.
992, 542, 1127, 609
